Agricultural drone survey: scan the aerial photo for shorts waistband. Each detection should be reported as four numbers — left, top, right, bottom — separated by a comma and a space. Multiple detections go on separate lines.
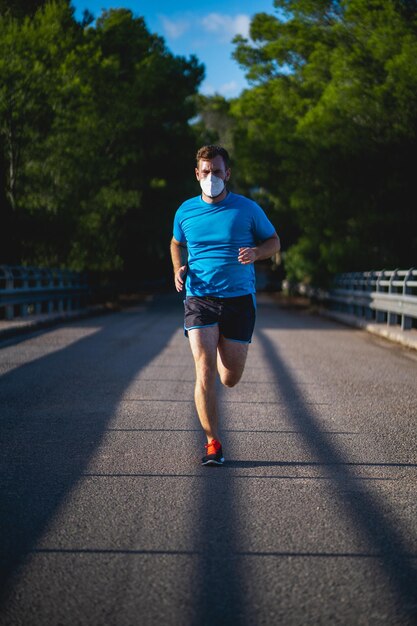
188, 294, 252, 303
200, 295, 222, 302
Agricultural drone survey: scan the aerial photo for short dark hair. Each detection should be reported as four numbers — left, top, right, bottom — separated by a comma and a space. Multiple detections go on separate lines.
196, 145, 230, 169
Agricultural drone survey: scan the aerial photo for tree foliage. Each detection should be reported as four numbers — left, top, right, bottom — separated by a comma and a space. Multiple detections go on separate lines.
232, 0, 417, 284
0, 0, 52, 19
0, 2, 203, 279
193, 94, 235, 154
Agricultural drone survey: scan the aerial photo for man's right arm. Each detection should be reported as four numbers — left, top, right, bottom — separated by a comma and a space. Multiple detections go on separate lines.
170, 237, 188, 292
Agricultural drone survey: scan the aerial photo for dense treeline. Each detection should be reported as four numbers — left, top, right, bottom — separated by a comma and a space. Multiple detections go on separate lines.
229, 0, 417, 285
1, 0, 416, 288
0, 1, 203, 283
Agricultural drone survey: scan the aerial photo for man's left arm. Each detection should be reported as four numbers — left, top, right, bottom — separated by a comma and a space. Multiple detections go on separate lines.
238, 233, 280, 265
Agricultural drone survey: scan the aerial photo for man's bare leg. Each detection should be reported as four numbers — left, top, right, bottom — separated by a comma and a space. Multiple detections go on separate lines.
188, 328, 250, 443
188, 326, 220, 442
217, 336, 249, 388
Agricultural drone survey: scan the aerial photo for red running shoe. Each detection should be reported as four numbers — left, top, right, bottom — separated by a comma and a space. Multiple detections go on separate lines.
202, 439, 224, 466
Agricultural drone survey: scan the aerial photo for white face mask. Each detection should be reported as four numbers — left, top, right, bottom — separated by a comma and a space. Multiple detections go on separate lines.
200, 173, 225, 198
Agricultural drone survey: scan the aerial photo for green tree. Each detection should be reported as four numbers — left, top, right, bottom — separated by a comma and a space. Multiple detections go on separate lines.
0, 3, 204, 278
192, 94, 235, 154
92, 9, 204, 279
0, 0, 52, 19
232, 0, 417, 285
0, 1, 80, 262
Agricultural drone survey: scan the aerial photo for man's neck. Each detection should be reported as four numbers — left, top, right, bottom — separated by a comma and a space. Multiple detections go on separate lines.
201, 189, 229, 204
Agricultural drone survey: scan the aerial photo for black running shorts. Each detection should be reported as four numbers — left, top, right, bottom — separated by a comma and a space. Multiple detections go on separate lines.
184, 294, 256, 344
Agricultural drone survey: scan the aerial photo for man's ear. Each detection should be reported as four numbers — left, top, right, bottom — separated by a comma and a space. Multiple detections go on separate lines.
195, 167, 200, 180
225, 168, 231, 181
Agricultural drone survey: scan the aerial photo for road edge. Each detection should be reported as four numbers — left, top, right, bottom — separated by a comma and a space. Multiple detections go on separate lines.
319, 309, 417, 351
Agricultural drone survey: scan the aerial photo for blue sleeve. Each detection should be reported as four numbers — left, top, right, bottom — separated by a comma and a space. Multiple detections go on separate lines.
173, 209, 186, 243
251, 203, 276, 241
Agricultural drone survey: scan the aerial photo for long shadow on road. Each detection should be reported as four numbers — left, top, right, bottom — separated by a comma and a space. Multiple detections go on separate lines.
257, 328, 417, 622
193, 465, 246, 626
0, 297, 177, 602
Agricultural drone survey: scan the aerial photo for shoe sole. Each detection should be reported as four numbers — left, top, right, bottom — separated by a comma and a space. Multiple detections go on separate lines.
201, 457, 225, 466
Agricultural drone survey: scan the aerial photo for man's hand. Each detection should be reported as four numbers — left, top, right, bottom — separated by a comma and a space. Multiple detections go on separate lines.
238, 235, 280, 265
238, 247, 257, 265
174, 265, 187, 292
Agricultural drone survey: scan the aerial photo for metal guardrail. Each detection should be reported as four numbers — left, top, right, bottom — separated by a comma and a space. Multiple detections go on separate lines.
0, 265, 89, 321
327, 268, 417, 331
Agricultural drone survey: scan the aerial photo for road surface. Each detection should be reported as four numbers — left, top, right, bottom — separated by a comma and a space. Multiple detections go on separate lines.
1, 294, 416, 625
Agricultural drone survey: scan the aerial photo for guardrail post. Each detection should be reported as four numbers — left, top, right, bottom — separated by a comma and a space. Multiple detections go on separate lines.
20, 268, 29, 317
48, 270, 55, 313
375, 270, 386, 324
348, 273, 354, 315
358, 273, 364, 318
365, 271, 374, 320
402, 268, 414, 330
35, 269, 43, 314
353, 273, 360, 317
387, 269, 399, 326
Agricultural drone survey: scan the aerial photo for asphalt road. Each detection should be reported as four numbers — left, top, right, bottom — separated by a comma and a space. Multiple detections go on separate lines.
0, 294, 416, 626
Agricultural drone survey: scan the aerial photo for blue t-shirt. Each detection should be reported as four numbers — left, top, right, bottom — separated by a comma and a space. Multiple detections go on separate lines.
173, 192, 276, 297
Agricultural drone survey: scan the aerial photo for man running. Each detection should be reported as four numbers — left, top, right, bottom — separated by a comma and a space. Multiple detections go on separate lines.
170, 145, 280, 465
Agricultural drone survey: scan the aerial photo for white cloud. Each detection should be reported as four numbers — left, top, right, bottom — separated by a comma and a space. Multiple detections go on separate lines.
159, 15, 191, 40
201, 80, 242, 98
219, 80, 240, 96
159, 12, 251, 44
200, 82, 215, 96
200, 13, 250, 42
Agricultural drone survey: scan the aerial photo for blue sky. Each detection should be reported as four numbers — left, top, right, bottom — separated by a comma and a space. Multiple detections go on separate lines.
71, 1, 277, 97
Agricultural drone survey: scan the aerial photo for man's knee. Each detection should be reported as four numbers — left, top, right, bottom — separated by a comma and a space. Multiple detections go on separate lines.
219, 371, 242, 388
